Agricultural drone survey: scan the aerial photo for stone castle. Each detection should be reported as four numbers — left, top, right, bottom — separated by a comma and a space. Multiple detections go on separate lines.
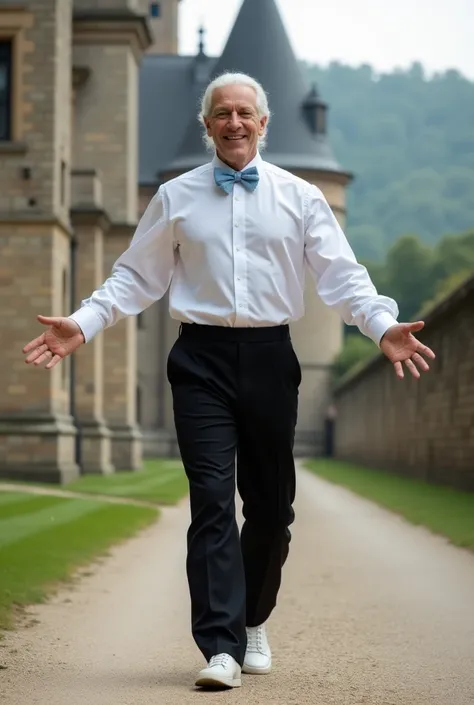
0, 0, 352, 482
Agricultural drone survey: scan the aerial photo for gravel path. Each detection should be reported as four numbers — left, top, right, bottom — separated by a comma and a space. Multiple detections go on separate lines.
1, 462, 474, 704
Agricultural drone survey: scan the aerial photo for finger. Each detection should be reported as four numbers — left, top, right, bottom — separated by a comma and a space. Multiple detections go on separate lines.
417, 343, 436, 360
23, 333, 46, 354
45, 354, 62, 370
33, 349, 53, 367
405, 358, 421, 379
25, 343, 49, 364
394, 361, 404, 379
411, 352, 430, 373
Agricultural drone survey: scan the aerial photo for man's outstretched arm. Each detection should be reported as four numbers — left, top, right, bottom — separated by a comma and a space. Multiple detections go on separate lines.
23, 187, 175, 369
303, 185, 435, 379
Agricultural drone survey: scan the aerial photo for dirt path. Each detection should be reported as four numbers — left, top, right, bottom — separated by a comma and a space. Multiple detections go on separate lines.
1, 462, 474, 705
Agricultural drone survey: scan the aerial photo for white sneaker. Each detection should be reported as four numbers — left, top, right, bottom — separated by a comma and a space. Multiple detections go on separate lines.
242, 623, 272, 674
195, 653, 242, 689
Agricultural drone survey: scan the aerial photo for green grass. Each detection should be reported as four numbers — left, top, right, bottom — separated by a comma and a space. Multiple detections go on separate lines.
305, 459, 474, 551
66, 458, 188, 504
2, 458, 189, 506
0, 491, 159, 632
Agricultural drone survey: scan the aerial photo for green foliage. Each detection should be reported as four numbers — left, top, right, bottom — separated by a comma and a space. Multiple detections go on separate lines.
335, 230, 474, 380
302, 61, 474, 259
332, 332, 376, 382
379, 234, 435, 321
417, 268, 474, 317
365, 229, 474, 321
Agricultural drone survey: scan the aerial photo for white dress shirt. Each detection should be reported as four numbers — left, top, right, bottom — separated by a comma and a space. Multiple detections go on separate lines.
69, 152, 399, 345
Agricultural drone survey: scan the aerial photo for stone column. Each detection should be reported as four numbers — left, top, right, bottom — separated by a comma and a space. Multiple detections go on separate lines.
103, 225, 142, 470
289, 171, 351, 456
70, 169, 114, 474
0, 0, 79, 482
72, 10, 151, 469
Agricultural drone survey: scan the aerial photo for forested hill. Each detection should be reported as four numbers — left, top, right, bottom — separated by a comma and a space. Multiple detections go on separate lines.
302, 61, 474, 261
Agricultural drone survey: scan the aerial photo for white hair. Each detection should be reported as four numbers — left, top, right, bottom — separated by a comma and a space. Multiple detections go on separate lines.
198, 72, 272, 152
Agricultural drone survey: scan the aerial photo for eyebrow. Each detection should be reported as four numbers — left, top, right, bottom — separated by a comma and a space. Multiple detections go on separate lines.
212, 105, 256, 114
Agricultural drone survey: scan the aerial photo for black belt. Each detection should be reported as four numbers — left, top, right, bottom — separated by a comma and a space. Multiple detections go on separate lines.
179, 323, 290, 343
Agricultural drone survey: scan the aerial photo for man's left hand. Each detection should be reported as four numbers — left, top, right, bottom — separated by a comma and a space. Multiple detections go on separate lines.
380, 321, 435, 380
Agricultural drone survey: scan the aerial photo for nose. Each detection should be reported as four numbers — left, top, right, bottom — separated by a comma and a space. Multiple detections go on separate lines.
228, 111, 241, 130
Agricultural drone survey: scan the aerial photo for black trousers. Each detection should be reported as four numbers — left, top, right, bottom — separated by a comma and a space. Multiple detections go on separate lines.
167, 323, 301, 666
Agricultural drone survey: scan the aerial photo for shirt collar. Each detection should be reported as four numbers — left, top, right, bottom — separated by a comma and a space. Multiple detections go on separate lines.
212, 151, 263, 173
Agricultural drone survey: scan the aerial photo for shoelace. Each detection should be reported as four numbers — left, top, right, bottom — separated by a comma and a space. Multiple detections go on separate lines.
246, 626, 265, 653
209, 654, 230, 669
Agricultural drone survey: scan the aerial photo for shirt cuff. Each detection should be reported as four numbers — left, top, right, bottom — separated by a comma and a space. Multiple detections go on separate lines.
69, 306, 105, 343
366, 311, 399, 347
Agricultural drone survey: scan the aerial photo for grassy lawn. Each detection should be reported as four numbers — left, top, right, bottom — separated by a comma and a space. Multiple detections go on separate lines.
66, 458, 189, 505
0, 492, 158, 632
2, 458, 189, 506
305, 459, 474, 552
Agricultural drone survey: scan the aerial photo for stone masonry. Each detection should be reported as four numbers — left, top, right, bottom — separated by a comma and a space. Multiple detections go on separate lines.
333, 275, 474, 491
0, 0, 79, 482
72, 8, 151, 470
0, 0, 174, 481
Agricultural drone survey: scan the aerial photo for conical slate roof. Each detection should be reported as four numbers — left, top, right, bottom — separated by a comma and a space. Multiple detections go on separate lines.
166, 0, 345, 174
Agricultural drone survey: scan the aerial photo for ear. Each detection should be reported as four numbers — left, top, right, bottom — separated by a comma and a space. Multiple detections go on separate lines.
204, 118, 213, 137
258, 115, 268, 136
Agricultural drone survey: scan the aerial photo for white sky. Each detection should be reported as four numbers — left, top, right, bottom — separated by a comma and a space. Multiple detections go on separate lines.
178, 0, 474, 79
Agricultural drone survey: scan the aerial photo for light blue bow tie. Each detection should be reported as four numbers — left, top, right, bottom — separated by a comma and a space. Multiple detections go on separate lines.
214, 166, 259, 195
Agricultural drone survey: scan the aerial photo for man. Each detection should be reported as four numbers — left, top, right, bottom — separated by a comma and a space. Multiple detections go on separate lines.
23, 72, 435, 690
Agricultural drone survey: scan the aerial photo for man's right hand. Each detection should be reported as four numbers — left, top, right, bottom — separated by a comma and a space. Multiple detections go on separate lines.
23, 315, 85, 370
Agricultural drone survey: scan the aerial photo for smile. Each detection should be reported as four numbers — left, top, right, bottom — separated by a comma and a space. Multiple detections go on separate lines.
224, 136, 246, 140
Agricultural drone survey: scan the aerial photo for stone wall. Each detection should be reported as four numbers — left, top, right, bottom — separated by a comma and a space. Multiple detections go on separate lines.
333, 275, 474, 491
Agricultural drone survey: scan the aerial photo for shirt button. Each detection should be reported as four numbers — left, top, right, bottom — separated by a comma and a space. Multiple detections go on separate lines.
235, 223, 239, 228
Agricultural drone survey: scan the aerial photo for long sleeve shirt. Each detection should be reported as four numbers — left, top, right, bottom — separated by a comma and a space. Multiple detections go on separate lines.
69, 152, 398, 345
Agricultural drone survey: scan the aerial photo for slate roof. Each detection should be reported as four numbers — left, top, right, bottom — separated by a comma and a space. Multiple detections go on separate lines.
138, 53, 215, 184
138, 0, 345, 184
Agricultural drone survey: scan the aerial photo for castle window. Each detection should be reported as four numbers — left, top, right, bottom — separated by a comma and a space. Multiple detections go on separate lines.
0, 40, 12, 141
150, 2, 161, 18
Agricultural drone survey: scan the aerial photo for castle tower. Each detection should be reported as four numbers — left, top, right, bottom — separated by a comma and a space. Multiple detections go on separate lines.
155, 0, 353, 456
146, 0, 181, 54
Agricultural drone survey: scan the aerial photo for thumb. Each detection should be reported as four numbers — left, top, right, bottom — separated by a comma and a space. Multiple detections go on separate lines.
37, 314, 64, 326
404, 320, 425, 333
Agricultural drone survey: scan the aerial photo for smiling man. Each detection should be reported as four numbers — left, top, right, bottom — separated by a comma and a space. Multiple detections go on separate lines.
23, 72, 435, 691
205, 82, 267, 172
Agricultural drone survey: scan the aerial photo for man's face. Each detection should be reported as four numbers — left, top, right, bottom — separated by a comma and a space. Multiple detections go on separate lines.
205, 84, 268, 171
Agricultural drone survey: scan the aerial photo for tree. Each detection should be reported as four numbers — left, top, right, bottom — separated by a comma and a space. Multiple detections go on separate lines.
303, 61, 474, 259
381, 235, 435, 321
332, 333, 376, 383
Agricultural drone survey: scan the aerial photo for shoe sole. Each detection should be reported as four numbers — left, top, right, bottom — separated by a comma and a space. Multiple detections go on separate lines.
195, 676, 242, 689
242, 664, 272, 675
